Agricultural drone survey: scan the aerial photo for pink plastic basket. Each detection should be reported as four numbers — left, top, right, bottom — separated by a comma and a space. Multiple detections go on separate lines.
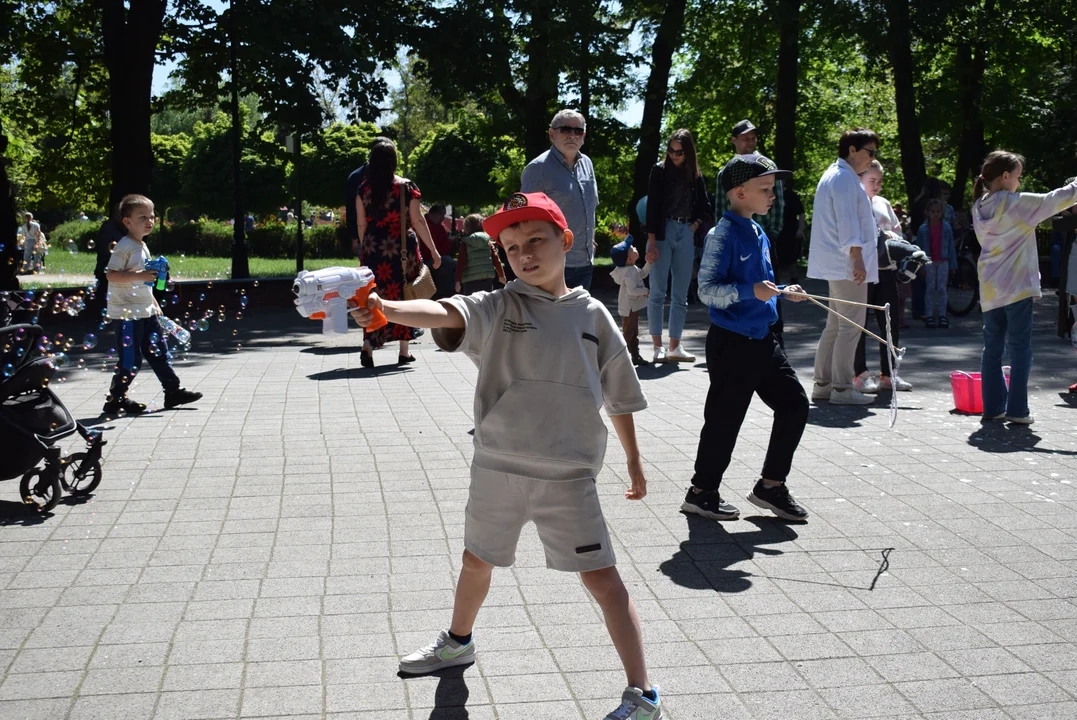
950, 367, 1010, 414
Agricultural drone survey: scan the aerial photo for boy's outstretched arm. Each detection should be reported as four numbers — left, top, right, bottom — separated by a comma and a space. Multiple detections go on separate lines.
610, 413, 646, 500
349, 293, 464, 330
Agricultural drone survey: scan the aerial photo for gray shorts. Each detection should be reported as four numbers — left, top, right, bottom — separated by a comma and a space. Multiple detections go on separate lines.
464, 466, 616, 573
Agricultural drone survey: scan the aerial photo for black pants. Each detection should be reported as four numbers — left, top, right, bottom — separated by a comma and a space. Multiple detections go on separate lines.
854, 270, 900, 377
691, 324, 809, 490
460, 278, 497, 295
109, 316, 180, 399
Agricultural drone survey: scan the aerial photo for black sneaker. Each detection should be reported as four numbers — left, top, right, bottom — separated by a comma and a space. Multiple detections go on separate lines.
164, 388, 202, 409
103, 396, 147, 415
631, 353, 648, 367
747, 480, 809, 521
681, 488, 740, 520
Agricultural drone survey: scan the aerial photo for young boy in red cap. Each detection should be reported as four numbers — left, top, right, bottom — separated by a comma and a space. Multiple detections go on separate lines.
349, 192, 662, 719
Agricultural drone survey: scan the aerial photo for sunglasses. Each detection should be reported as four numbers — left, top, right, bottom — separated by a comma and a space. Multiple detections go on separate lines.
864, 148, 878, 158
667, 148, 685, 157
553, 126, 585, 137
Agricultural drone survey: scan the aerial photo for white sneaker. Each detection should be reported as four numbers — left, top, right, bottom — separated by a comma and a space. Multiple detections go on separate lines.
398, 629, 476, 674
1005, 414, 1035, 425
666, 346, 696, 362
811, 383, 832, 401
652, 347, 668, 363
879, 375, 912, 392
829, 388, 875, 405
854, 372, 880, 394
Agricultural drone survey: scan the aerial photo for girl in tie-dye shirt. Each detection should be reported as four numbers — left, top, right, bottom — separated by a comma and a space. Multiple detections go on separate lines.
973, 151, 1077, 423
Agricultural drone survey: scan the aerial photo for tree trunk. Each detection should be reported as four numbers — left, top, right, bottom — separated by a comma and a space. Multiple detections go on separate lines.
773, 0, 800, 173
628, 0, 687, 240
579, 30, 591, 120
951, 0, 994, 208
102, 0, 166, 212
523, 2, 558, 161
885, 0, 926, 207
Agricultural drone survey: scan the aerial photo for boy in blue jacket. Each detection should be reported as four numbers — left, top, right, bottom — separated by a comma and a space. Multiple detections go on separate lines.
682, 154, 811, 522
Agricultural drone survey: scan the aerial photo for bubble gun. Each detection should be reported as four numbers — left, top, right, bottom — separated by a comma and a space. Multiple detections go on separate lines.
292, 266, 388, 335
144, 256, 169, 291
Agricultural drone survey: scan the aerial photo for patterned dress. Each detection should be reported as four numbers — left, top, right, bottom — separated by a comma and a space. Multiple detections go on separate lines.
358, 178, 424, 347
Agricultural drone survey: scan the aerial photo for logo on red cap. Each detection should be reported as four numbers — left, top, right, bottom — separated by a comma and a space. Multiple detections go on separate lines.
505, 193, 529, 210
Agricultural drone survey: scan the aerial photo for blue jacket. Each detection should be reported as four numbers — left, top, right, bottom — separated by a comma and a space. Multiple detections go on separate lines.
915, 220, 956, 262
698, 211, 781, 339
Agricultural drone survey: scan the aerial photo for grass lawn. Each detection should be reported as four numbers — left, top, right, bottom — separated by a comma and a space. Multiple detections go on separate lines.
22, 254, 362, 287
25, 252, 616, 287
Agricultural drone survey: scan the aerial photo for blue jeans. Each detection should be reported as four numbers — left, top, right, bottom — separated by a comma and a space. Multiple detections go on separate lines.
564, 264, 593, 291
648, 219, 695, 340
981, 298, 1033, 418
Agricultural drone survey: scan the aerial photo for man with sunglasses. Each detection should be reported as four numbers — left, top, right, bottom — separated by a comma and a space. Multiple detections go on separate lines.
807, 127, 881, 406
521, 109, 599, 289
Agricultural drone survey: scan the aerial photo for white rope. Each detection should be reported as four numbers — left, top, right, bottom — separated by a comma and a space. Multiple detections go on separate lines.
782, 288, 906, 428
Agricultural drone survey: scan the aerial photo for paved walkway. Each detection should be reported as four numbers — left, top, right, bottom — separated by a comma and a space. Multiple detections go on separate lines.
3, 282, 1077, 719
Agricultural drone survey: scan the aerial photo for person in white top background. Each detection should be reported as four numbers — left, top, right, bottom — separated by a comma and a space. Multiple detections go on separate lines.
806, 128, 880, 406
853, 159, 914, 394
20, 211, 46, 274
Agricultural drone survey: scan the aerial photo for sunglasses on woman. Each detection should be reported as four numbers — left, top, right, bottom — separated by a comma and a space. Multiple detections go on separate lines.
667, 148, 685, 157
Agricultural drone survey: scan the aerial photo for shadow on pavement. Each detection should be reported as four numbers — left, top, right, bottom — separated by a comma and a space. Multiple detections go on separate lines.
806, 404, 875, 428
658, 515, 798, 594
300, 345, 363, 356
396, 665, 473, 719
308, 365, 414, 381
967, 424, 1077, 456
0, 499, 51, 526
634, 362, 687, 381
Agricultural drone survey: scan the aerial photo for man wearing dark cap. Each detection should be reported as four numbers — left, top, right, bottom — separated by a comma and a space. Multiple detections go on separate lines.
715, 120, 784, 242
683, 153, 810, 523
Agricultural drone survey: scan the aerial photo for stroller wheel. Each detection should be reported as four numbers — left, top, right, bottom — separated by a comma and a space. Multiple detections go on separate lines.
63, 453, 102, 496
20, 468, 62, 513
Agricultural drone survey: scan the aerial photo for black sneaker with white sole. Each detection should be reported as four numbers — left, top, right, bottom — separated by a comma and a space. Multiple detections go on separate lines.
747, 480, 809, 521
681, 488, 740, 520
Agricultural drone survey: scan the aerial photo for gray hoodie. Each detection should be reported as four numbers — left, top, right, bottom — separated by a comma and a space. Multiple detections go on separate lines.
433, 280, 647, 481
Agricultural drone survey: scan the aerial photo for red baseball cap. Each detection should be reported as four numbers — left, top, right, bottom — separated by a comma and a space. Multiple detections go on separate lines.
483, 192, 569, 242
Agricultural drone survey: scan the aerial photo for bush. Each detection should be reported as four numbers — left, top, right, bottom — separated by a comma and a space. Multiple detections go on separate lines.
52, 220, 99, 251
132, 220, 352, 258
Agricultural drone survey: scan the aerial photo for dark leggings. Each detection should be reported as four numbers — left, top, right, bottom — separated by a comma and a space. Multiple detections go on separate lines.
854, 270, 900, 377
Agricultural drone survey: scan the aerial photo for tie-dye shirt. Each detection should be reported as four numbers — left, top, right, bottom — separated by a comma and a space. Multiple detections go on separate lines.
973, 180, 1077, 312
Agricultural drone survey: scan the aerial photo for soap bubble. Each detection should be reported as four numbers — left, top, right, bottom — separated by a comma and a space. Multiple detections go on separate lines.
122, 334, 132, 347
3, 363, 13, 377
239, 296, 249, 309
49, 353, 70, 369
67, 297, 85, 316
83, 333, 97, 349
149, 332, 159, 345
87, 239, 96, 250
199, 293, 205, 302
196, 319, 209, 332
188, 320, 198, 331
166, 280, 175, 292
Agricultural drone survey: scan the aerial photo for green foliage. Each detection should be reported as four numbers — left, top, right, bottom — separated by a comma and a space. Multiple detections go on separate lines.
299, 122, 382, 208
151, 133, 193, 212
52, 219, 99, 250
180, 111, 288, 218
409, 116, 523, 211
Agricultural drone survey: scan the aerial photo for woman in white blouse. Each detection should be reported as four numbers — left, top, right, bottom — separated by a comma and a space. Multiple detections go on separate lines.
854, 160, 912, 393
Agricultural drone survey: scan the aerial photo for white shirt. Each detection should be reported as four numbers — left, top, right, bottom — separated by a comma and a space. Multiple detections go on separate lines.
807, 159, 879, 283
871, 195, 902, 236
105, 237, 158, 320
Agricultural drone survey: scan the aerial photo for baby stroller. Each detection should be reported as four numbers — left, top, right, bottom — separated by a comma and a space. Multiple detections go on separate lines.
0, 322, 107, 512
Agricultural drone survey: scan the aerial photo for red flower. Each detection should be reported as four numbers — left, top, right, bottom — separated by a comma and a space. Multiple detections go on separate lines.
375, 261, 393, 282
382, 281, 402, 300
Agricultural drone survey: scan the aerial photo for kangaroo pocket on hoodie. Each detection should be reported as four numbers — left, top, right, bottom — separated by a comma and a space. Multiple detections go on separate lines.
477, 379, 606, 476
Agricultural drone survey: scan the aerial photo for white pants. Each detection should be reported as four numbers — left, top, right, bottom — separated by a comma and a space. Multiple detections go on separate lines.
813, 279, 868, 389
924, 261, 948, 320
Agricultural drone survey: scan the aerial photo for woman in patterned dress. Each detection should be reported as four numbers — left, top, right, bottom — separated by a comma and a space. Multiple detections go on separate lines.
355, 140, 442, 367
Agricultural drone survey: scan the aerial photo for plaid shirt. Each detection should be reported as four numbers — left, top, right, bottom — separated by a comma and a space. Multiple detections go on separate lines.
715, 154, 784, 241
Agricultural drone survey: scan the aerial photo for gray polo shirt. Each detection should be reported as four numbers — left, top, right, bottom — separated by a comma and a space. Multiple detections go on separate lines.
520, 146, 599, 268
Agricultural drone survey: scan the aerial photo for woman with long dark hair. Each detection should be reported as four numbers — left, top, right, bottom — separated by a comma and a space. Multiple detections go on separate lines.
355, 140, 442, 367
644, 129, 712, 363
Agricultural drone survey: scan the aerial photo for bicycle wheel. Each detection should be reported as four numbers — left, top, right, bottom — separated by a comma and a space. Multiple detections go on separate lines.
63, 452, 102, 496
947, 255, 979, 317
20, 467, 62, 512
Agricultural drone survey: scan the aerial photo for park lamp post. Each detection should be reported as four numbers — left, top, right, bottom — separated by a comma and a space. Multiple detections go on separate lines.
285, 133, 304, 274
229, 0, 250, 279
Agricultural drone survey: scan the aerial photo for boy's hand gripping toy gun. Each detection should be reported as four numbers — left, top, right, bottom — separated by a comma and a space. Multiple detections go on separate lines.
144, 256, 169, 291
293, 266, 388, 335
